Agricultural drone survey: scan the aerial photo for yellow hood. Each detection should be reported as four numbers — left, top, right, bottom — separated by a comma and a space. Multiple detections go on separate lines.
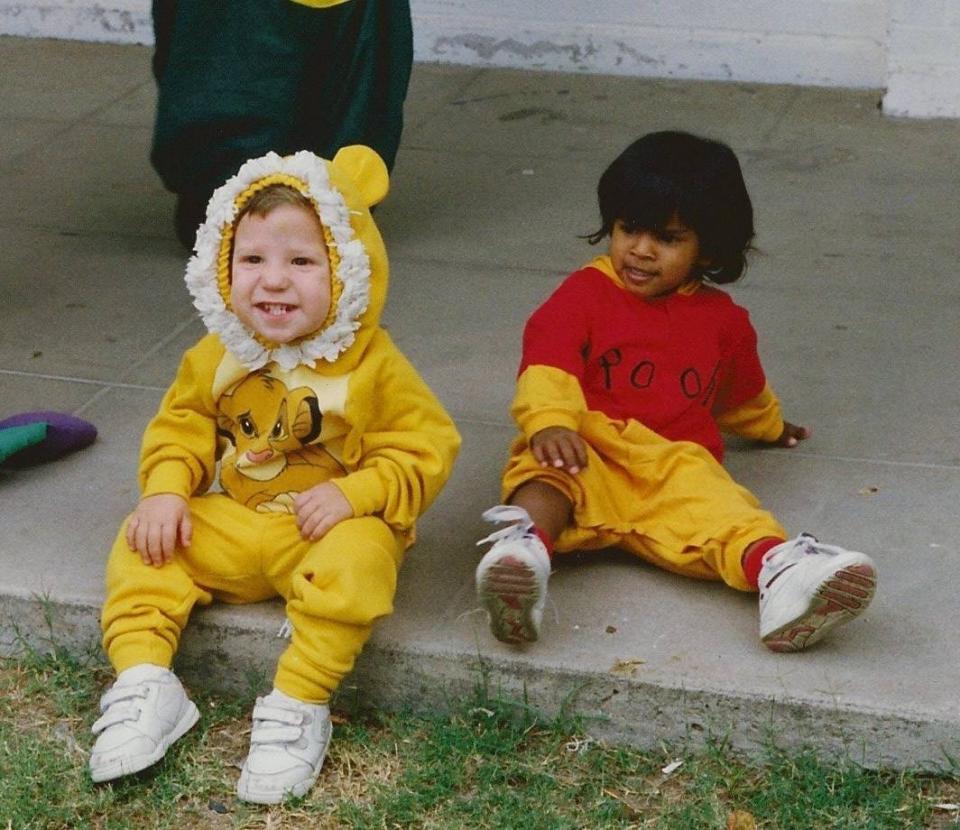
185, 146, 390, 373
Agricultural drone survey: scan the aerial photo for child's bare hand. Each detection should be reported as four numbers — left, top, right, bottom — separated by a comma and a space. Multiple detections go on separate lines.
531, 426, 588, 474
294, 482, 354, 541
126, 494, 191, 567
776, 421, 811, 448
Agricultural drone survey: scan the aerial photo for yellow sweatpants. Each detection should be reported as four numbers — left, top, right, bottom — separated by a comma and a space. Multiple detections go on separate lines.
502, 412, 786, 591
101, 493, 404, 702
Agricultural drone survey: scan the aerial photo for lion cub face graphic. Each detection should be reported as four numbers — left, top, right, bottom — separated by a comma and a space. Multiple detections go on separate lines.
216, 371, 345, 511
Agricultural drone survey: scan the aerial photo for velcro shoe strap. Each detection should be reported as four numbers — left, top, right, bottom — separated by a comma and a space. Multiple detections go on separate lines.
91, 704, 140, 734
99, 684, 147, 712
252, 703, 304, 726
250, 725, 303, 745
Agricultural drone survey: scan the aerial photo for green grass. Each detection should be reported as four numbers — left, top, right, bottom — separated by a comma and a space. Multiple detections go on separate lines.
1, 642, 958, 829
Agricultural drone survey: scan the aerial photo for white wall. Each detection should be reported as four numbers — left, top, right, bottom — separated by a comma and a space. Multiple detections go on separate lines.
883, 0, 960, 118
1, 0, 958, 118
412, 0, 887, 88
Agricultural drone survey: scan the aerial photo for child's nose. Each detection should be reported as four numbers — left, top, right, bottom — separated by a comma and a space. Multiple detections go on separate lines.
632, 232, 657, 257
261, 265, 289, 288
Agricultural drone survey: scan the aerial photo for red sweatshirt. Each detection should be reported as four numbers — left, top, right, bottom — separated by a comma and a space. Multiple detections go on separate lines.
518, 259, 778, 462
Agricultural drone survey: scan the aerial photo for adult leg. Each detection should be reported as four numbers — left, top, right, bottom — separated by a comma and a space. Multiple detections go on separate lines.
151, 1, 318, 245
292, 0, 413, 171
150, 0, 412, 247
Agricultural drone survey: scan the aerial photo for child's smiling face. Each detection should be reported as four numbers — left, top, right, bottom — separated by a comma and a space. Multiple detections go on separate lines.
230, 203, 332, 344
608, 215, 708, 299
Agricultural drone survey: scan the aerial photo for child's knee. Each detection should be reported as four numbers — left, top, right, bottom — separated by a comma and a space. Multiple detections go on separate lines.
291, 518, 402, 623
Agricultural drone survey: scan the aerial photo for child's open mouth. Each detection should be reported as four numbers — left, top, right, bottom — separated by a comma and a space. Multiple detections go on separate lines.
257, 303, 296, 317
622, 267, 657, 284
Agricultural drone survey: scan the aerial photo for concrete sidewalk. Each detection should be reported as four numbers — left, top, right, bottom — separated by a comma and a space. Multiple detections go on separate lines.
2, 35, 959, 771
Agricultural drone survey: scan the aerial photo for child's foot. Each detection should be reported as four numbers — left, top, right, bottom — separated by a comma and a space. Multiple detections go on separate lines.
759, 533, 877, 652
89, 664, 200, 782
475, 505, 551, 644
236, 689, 332, 805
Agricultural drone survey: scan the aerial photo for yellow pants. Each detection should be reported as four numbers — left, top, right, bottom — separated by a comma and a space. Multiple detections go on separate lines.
101, 493, 404, 702
502, 412, 785, 591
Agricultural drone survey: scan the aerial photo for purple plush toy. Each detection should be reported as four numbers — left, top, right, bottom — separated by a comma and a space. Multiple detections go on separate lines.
0, 411, 97, 468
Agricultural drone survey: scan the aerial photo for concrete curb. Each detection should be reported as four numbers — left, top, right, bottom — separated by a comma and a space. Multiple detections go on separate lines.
4, 592, 957, 772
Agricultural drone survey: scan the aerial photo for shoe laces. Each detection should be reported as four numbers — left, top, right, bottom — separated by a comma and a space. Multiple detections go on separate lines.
765, 533, 823, 569
760, 534, 830, 596
477, 505, 536, 548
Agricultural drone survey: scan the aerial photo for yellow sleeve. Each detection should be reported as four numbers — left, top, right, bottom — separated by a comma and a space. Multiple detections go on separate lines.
334, 332, 461, 531
714, 383, 784, 443
138, 337, 223, 500
511, 364, 588, 440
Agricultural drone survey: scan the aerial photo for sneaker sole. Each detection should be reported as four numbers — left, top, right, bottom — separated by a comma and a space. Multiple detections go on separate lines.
477, 554, 541, 644
762, 562, 877, 652
236, 766, 323, 805
236, 734, 331, 805
89, 701, 200, 783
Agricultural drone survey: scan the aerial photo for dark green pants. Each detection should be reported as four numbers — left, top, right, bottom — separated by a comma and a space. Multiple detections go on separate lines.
151, 0, 412, 199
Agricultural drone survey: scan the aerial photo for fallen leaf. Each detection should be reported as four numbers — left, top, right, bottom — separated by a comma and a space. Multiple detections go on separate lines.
858, 486, 880, 495
727, 810, 757, 830
609, 658, 645, 676
605, 625, 617, 634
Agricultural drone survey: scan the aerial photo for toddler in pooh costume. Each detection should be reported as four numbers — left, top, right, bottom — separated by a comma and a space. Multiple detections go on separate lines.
89, 146, 460, 804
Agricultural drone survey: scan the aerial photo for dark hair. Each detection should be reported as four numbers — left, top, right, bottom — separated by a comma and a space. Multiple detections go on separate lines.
588, 131, 754, 284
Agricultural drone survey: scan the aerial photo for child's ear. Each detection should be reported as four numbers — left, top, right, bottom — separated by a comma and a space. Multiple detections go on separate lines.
331, 145, 389, 209
697, 255, 716, 275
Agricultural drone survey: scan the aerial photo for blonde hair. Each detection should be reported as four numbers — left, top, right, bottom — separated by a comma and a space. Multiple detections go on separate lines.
237, 183, 315, 220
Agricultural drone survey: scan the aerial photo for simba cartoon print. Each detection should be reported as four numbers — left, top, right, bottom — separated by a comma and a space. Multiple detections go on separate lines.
216, 370, 346, 512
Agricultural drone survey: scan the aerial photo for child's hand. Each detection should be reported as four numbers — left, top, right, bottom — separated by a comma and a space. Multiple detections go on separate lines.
776, 421, 811, 448
126, 493, 191, 567
294, 482, 354, 541
531, 426, 588, 474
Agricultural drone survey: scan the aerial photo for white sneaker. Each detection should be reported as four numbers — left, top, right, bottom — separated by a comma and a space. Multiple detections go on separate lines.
475, 505, 552, 644
89, 664, 199, 783
759, 533, 877, 652
236, 689, 332, 805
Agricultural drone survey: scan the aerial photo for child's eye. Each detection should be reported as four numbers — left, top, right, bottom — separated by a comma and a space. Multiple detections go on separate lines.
241, 254, 262, 264
291, 257, 312, 266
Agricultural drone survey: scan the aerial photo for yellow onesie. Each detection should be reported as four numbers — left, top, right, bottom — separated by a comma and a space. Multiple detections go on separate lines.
102, 147, 460, 702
